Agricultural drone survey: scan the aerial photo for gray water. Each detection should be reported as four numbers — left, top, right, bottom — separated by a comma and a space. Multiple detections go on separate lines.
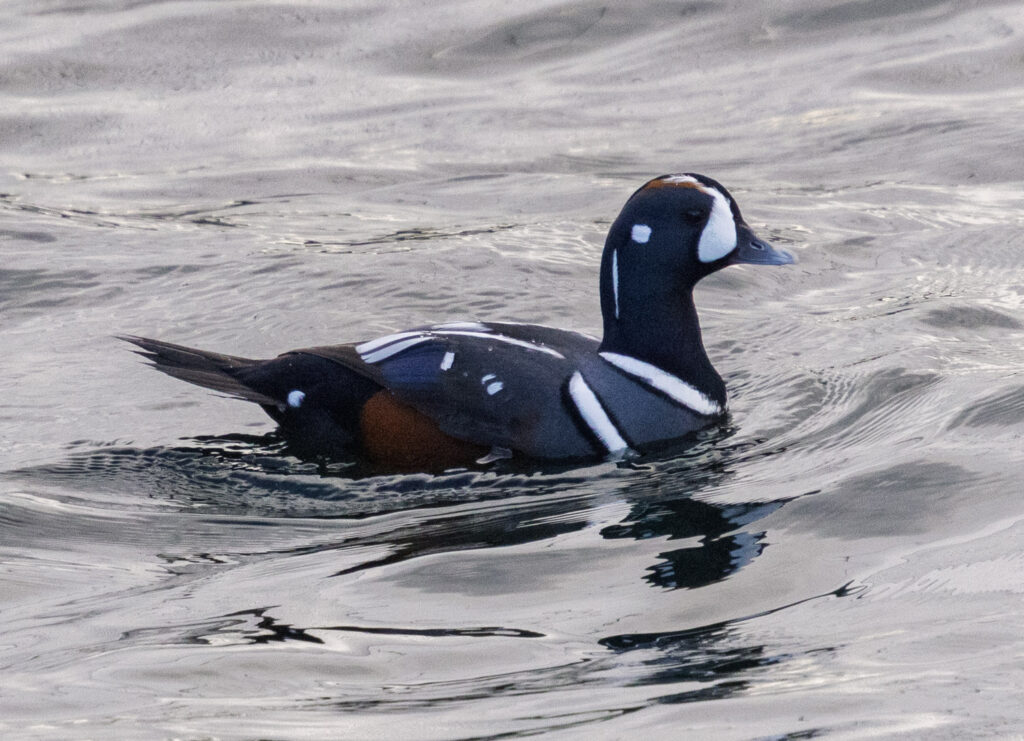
3, 1, 1024, 738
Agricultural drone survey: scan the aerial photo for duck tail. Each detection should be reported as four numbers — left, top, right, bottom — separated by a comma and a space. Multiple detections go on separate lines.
119, 335, 279, 406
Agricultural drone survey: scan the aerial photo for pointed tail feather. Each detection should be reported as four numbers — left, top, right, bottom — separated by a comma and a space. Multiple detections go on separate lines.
119, 335, 280, 406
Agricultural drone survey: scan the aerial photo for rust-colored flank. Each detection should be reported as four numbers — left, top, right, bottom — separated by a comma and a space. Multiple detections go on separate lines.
359, 390, 488, 470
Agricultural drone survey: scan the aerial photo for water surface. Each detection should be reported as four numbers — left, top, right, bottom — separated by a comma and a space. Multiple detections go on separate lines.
3, 1, 1024, 738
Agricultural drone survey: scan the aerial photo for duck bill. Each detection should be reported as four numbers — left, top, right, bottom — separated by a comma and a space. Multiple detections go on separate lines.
731, 228, 795, 266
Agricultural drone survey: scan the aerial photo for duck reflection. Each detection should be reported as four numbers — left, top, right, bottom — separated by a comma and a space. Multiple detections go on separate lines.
327, 434, 798, 593
600, 498, 787, 590
35, 432, 793, 592
23, 435, 840, 715
14, 431, 798, 592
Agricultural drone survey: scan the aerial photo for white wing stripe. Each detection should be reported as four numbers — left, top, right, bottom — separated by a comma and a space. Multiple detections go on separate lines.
360, 336, 433, 363
599, 352, 722, 416
568, 371, 629, 453
355, 331, 425, 355
434, 330, 565, 358
358, 327, 566, 364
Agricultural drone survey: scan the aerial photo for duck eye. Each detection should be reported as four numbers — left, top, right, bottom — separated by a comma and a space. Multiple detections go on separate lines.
682, 208, 706, 224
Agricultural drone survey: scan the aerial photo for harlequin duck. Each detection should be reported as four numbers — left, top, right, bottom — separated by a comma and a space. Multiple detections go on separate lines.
123, 173, 793, 469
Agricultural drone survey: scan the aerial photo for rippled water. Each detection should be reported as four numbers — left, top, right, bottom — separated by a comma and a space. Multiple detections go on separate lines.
4, 1, 1024, 738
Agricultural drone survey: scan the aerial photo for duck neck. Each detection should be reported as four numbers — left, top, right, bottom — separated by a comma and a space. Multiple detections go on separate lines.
598, 256, 725, 406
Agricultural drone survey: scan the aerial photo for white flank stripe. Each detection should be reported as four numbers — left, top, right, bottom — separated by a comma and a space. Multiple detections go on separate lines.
355, 331, 425, 355
612, 248, 620, 319
599, 352, 722, 416
360, 336, 432, 363
440, 351, 455, 370
568, 371, 629, 453
435, 330, 565, 358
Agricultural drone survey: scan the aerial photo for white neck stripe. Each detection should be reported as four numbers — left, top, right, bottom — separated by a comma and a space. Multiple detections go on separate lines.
568, 371, 629, 454
612, 248, 620, 319
599, 352, 722, 416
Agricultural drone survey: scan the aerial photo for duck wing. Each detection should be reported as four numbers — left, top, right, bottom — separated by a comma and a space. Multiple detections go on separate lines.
301, 322, 602, 458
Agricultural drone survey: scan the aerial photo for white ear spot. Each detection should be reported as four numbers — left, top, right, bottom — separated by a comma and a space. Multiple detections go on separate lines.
697, 187, 737, 263
287, 390, 306, 408
631, 224, 652, 244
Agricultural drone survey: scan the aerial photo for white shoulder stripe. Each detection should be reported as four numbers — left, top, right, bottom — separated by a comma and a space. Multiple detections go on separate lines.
599, 352, 722, 416
568, 371, 629, 454
360, 336, 432, 363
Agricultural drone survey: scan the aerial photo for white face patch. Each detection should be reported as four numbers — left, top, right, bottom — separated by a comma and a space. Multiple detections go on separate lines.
287, 389, 306, 408
697, 187, 737, 263
631, 224, 652, 244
